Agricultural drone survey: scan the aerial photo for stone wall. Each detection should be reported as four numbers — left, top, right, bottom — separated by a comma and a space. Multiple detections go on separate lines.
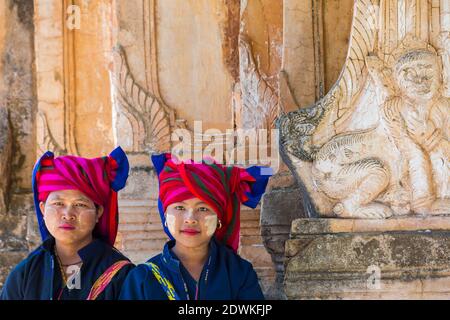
0, 0, 354, 299
0, 0, 37, 288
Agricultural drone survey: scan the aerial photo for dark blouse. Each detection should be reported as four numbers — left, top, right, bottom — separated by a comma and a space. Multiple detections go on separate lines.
0, 237, 135, 300
119, 238, 264, 300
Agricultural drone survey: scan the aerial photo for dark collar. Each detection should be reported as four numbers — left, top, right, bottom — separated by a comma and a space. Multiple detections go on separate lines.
160, 240, 179, 271
161, 238, 218, 272
41, 237, 108, 262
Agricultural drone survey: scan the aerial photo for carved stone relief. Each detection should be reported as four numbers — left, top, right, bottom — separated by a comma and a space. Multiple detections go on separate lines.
36, 111, 67, 156
34, 0, 76, 158
279, 0, 449, 219
238, 35, 280, 130
111, 45, 177, 154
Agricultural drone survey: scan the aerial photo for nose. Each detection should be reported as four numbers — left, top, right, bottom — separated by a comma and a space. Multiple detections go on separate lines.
183, 208, 198, 225
416, 76, 428, 85
61, 205, 76, 221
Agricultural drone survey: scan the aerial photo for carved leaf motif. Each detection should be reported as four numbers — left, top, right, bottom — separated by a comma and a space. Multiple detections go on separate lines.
239, 36, 280, 130
112, 45, 174, 153
279, 0, 380, 162
37, 111, 66, 156
332, 0, 380, 131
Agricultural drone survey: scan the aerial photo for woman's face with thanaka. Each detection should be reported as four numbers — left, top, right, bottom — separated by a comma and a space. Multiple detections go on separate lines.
165, 198, 218, 249
39, 189, 103, 246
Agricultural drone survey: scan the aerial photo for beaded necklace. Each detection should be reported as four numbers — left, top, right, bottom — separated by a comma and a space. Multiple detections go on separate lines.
54, 248, 83, 300
181, 255, 212, 300
54, 248, 67, 285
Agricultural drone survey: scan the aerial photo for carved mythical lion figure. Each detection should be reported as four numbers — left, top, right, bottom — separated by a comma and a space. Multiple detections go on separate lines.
381, 37, 449, 215
280, 36, 449, 219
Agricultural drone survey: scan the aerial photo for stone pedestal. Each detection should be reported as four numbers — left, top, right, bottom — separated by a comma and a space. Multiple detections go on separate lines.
261, 185, 305, 299
285, 217, 450, 299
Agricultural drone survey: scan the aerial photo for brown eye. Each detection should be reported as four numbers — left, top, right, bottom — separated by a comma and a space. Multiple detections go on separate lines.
52, 202, 64, 207
175, 206, 185, 211
198, 207, 209, 212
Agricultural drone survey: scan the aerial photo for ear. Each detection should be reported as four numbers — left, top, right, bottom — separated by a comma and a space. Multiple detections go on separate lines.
96, 206, 104, 220
39, 202, 45, 216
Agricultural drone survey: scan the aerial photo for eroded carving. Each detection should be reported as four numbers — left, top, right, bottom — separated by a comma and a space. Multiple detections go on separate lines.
380, 37, 450, 215
112, 45, 176, 153
279, 1, 449, 219
36, 111, 66, 156
239, 35, 279, 130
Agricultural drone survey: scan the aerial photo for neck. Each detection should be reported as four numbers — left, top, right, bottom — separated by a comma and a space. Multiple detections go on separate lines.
172, 242, 210, 267
55, 236, 92, 265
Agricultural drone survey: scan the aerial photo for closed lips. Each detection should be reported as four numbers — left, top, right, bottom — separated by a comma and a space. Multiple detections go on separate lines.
59, 223, 75, 229
181, 229, 200, 234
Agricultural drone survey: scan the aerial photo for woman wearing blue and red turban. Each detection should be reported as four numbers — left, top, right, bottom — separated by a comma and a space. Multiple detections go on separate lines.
120, 153, 272, 300
1, 147, 134, 300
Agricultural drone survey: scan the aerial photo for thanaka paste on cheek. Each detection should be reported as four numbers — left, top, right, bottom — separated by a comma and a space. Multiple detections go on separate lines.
165, 212, 176, 235
43, 206, 57, 224
45, 206, 57, 215
204, 214, 218, 237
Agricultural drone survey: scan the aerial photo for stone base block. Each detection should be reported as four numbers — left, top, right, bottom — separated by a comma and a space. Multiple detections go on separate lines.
285, 217, 450, 299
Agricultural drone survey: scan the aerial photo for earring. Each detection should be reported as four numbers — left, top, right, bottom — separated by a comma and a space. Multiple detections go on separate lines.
217, 219, 222, 230
164, 220, 168, 228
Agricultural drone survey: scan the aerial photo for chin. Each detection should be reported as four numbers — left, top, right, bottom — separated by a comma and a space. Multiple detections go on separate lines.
53, 236, 79, 245
52, 232, 89, 245
177, 238, 209, 248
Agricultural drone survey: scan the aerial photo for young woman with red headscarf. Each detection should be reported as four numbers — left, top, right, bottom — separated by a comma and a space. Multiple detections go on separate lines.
0, 147, 134, 300
119, 153, 272, 300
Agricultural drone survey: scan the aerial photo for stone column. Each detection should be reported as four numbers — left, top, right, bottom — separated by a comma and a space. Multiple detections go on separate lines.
0, 0, 37, 288
34, 0, 114, 158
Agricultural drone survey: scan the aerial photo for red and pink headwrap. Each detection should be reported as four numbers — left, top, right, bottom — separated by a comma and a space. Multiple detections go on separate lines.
32, 147, 129, 246
152, 153, 272, 252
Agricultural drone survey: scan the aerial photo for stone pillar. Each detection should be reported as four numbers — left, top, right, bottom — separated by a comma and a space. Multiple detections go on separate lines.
0, 0, 37, 287
0, 107, 11, 215
260, 182, 304, 299
34, 0, 114, 158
